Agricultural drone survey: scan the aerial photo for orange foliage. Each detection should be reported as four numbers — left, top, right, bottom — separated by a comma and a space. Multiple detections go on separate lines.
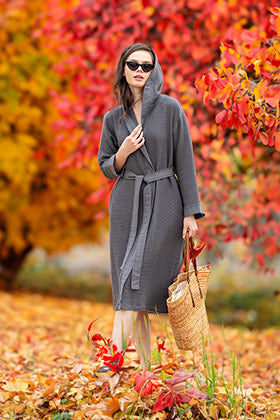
0, 291, 279, 418
0, 0, 106, 278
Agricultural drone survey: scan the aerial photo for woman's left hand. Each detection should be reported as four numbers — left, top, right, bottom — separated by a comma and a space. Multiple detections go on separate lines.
182, 215, 198, 238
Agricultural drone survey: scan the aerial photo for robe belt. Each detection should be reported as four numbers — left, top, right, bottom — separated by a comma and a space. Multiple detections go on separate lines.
116, 167, 175, 309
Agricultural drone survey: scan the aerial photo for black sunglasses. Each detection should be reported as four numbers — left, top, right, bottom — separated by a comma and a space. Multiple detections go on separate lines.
126, 61, 154, 73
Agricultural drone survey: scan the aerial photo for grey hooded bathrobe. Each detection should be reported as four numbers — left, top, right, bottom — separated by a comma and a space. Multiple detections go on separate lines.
98, 53, 205, 314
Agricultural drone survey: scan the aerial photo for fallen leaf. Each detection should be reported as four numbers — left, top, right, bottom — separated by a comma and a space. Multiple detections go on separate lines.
96, 396, 120, 417
14, 403, 26, 415
209, 403, 219, 419
109, 372, 121, 394
2, 381, 29, 393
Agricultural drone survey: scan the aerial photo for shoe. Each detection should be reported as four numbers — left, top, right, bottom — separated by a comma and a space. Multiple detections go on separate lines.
96, 365, 111, 373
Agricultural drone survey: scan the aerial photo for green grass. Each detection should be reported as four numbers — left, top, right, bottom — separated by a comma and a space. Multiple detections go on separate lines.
207, 282, 280, 329
15, 262, 112, 303
198, 328, 247, 418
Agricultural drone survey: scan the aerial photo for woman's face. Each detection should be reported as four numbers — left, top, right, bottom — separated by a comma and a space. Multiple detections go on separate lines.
123, 50, 154, 91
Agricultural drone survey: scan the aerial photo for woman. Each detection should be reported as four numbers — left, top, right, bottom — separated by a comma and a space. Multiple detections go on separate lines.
98, 43, 205, 367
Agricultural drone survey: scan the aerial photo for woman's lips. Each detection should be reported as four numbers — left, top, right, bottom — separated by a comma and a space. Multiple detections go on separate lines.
134, 75, 144, 80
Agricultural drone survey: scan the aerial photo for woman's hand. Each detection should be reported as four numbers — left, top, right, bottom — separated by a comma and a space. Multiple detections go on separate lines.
182, 215, 198, 238
121, 124, 145, 156
114, 124, 145, 172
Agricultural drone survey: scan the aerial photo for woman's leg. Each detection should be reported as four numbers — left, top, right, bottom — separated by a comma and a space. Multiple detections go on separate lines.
112, 310, 134, 351
133, 311, 151, 368
112, 310, 151, 367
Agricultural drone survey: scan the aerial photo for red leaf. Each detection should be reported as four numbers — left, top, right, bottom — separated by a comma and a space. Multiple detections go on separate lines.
190, 241, 207, 259
269, 7, 280, 16
204, 73, 210, 86
175, 392, 191, 404
274, 131, 280, 151
134, 370, 159, 397
216, 110, 227, 125
220, 115, 228, 129
91, 333, 103, 341
265, 97, 279, 107
165, 368, 196, 387
103, 351, 124, 372
209, 83, 217, 99
152, 390, 174, 412
241, 30, 259, 44
247, 62, 254, 71
157, 338, 166, 352
222, 49, 237, 66
259, 132, 268, 145
248, 47, 261, 58
203, 92, 210, 105
96, 346, 108, 358
186, 386, 210, 400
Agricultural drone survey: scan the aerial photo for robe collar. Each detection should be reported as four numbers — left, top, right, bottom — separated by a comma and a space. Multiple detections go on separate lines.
123, 108, 154, 169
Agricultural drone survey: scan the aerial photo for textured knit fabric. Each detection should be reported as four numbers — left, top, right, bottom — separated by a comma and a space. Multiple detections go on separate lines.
98, 51, 205, 314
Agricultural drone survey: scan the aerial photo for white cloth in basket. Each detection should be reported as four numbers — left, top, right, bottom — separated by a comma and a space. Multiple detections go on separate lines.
171, 263, 194, 302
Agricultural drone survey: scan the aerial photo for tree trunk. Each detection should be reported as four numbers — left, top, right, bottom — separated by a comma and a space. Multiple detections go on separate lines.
0, 245, 33, 291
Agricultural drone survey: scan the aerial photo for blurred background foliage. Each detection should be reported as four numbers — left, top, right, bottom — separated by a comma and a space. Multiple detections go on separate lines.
0, 0, 279, 330
31, 0, 280, 270
0, 0, 107, 288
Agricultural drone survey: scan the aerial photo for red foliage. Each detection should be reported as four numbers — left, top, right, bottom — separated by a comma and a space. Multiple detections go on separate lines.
102, 344, 124, 372
134, 370, 160, 397
196, 7, 280, 151
157, 338, 166, 353
87, 321, 124, 372
34, 0, 280, 269
152, 369, 210, 412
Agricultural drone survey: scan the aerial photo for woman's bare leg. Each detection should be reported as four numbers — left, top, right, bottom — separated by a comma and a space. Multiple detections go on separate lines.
112, 310, 151, 368
112, 310, 134, 351
133, 311, 151, 368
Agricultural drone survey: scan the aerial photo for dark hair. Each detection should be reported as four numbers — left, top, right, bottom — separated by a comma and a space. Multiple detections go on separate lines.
114, 43, 155, 124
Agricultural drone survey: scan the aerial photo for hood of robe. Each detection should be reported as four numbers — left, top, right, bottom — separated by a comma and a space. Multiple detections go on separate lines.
140, 50, 163, 123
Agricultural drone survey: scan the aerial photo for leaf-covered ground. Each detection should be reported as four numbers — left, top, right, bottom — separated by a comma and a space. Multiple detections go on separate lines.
0, 291, 279, 419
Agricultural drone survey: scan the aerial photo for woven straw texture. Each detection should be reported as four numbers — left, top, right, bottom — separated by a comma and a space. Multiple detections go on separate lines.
167, 264, 210, 351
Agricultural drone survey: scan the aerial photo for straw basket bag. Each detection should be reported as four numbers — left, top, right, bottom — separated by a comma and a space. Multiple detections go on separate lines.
167, 230, 211, 351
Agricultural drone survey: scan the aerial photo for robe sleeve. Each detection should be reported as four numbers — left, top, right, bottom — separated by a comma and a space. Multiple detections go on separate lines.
98, 111, 124, 181
173, 106, 205, 220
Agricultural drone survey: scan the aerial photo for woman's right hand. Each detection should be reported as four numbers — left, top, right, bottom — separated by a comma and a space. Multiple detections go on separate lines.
120, 124, 145, 157
114, 124, 145, 173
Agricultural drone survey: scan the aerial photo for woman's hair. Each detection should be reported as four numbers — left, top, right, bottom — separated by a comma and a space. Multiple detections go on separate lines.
114, 43, 155, 124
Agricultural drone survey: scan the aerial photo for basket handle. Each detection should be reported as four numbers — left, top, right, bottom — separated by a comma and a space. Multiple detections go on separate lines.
182, 229, 203, 299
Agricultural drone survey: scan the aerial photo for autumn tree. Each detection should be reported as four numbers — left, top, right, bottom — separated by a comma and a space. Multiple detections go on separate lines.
1, 0, 280, 278
34, 0, 280, 271
195, 6, 280, 267
0, 1, 106, 289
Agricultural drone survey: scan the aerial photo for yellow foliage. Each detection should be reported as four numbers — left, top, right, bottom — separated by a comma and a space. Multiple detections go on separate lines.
0, 0, 106, 261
